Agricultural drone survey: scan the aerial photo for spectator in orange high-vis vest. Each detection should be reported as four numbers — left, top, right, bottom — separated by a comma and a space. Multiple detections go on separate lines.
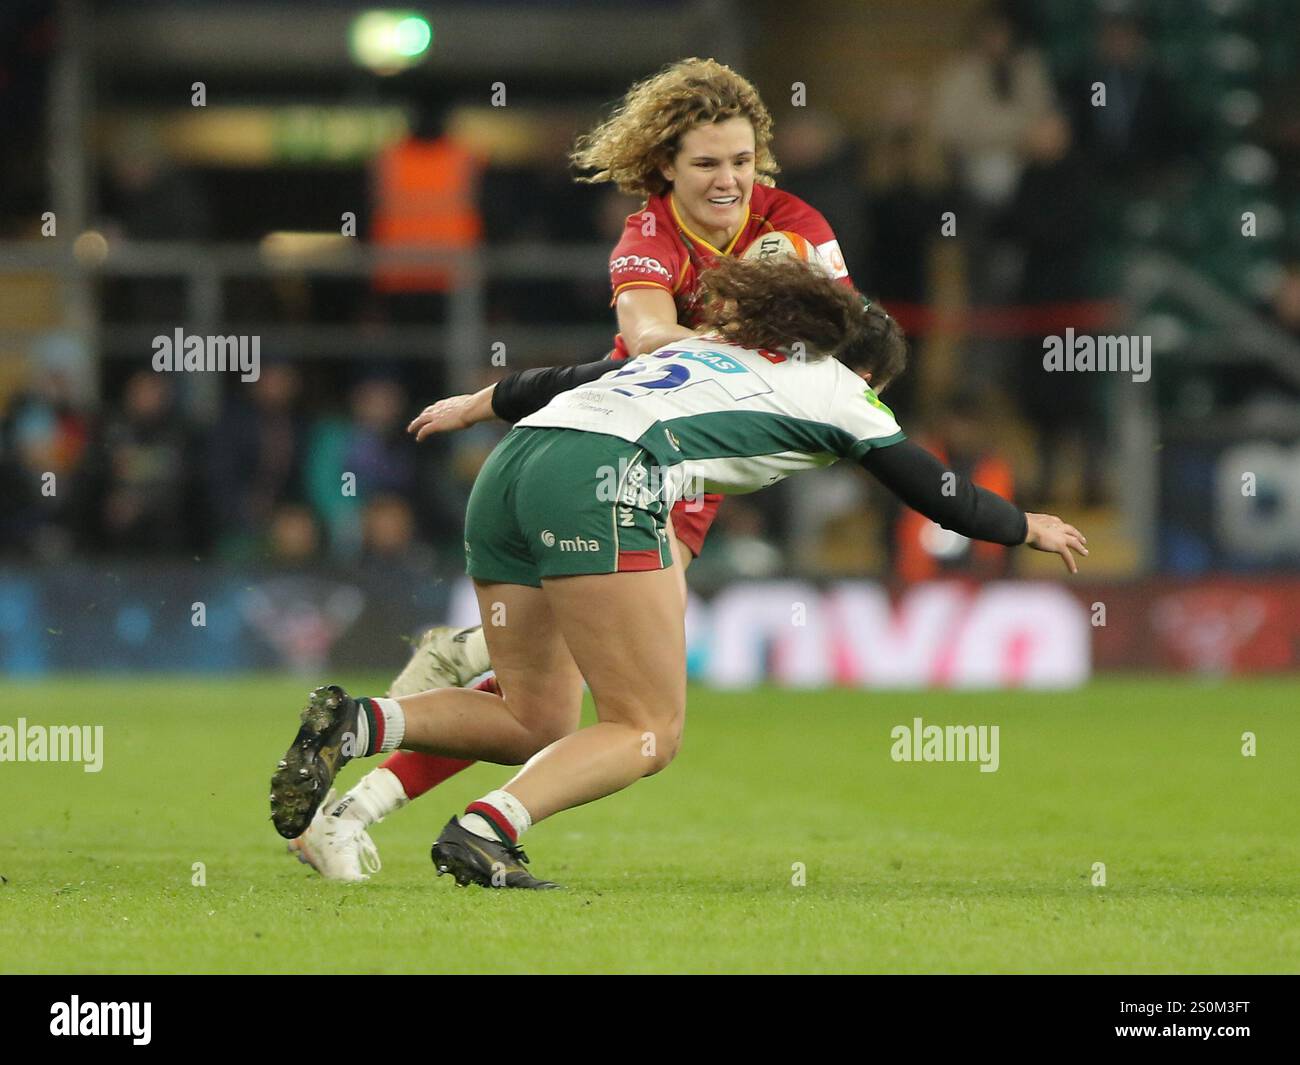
371, 104, 484, 298
893, 392, 1016, 582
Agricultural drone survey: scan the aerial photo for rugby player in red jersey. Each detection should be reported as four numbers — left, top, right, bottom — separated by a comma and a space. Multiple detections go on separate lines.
288, 59, 858, 881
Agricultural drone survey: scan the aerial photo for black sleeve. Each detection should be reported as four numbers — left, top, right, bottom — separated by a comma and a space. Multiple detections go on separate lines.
490, 357, 620, 423
858, 439, 1028, 546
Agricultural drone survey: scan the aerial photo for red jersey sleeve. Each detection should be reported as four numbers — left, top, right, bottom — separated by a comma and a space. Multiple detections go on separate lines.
608, 204, 684, 303
761, 187, 854, 288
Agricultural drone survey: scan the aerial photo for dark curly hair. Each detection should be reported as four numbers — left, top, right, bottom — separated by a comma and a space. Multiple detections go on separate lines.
696, 256, 909, 388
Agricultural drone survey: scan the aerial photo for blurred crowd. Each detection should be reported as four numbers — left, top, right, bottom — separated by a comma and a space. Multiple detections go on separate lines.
3, 2, 1298, 578
0, 360, 478, 571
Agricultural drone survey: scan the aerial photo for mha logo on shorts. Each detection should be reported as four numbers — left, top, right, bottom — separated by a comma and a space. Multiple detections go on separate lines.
540, 530, 600, 552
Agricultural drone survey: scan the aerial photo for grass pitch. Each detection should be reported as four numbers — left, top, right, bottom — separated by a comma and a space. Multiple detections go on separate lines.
2, 675, 1298, 973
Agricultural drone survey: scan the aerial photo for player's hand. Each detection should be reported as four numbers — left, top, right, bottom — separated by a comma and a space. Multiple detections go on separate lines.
1023, 512, 1088, 574
407, 385, 496, 441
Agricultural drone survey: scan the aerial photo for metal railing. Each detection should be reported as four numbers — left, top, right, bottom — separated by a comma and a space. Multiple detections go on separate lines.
0, 239, 621, 393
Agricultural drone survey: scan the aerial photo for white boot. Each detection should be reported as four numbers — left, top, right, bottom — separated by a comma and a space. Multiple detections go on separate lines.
287, 789, 382, 883
388, 625, 491, 698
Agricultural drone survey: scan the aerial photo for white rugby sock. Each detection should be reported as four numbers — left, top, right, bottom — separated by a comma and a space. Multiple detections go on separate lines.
330, 768, 409, 827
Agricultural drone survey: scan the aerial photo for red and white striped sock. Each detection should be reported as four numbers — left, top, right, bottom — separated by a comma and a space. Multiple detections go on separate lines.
355, 697, 405, 756
461, 789, 532, 845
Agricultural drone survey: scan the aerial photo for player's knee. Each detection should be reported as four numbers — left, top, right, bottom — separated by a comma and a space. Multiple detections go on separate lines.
636, 715, 684, 776
501, 688, 581, 757
526, 717, 575, 752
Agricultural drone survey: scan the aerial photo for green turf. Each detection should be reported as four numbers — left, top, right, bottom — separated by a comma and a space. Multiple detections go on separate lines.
2, 675, 1298, 973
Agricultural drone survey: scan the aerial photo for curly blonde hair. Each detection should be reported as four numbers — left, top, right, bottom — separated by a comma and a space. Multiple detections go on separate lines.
571, 58, 778, 197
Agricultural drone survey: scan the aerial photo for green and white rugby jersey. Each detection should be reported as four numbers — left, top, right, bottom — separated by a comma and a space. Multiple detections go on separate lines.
515, 334, 906, 500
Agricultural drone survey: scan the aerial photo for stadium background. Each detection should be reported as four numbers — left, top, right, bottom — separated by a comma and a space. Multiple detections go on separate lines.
2, 0, 1299, 979
3, 0, 1299, 685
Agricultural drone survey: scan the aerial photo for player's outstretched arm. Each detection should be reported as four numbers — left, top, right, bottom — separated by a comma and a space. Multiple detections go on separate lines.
858, 440, 1087, 573
408, 385, 496, 439
490, 357, 619, 422
407, 356, 620, 440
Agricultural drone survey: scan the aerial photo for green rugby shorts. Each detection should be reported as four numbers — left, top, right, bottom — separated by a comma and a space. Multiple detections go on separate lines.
463, 426, 674, 587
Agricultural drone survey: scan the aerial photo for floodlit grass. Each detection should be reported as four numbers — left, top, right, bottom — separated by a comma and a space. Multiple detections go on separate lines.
3, 676, 1297, 973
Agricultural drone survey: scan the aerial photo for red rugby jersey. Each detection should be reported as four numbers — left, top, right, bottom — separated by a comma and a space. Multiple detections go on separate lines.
607, 184, 853, 360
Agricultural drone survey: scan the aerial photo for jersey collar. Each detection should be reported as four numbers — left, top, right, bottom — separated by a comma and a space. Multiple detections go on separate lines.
668, 193, 750, 257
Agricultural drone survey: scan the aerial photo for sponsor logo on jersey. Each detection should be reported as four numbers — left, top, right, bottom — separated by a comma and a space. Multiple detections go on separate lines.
815, 239, 848, 279
676, 349, 748, 374
610, 254, 672, 281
